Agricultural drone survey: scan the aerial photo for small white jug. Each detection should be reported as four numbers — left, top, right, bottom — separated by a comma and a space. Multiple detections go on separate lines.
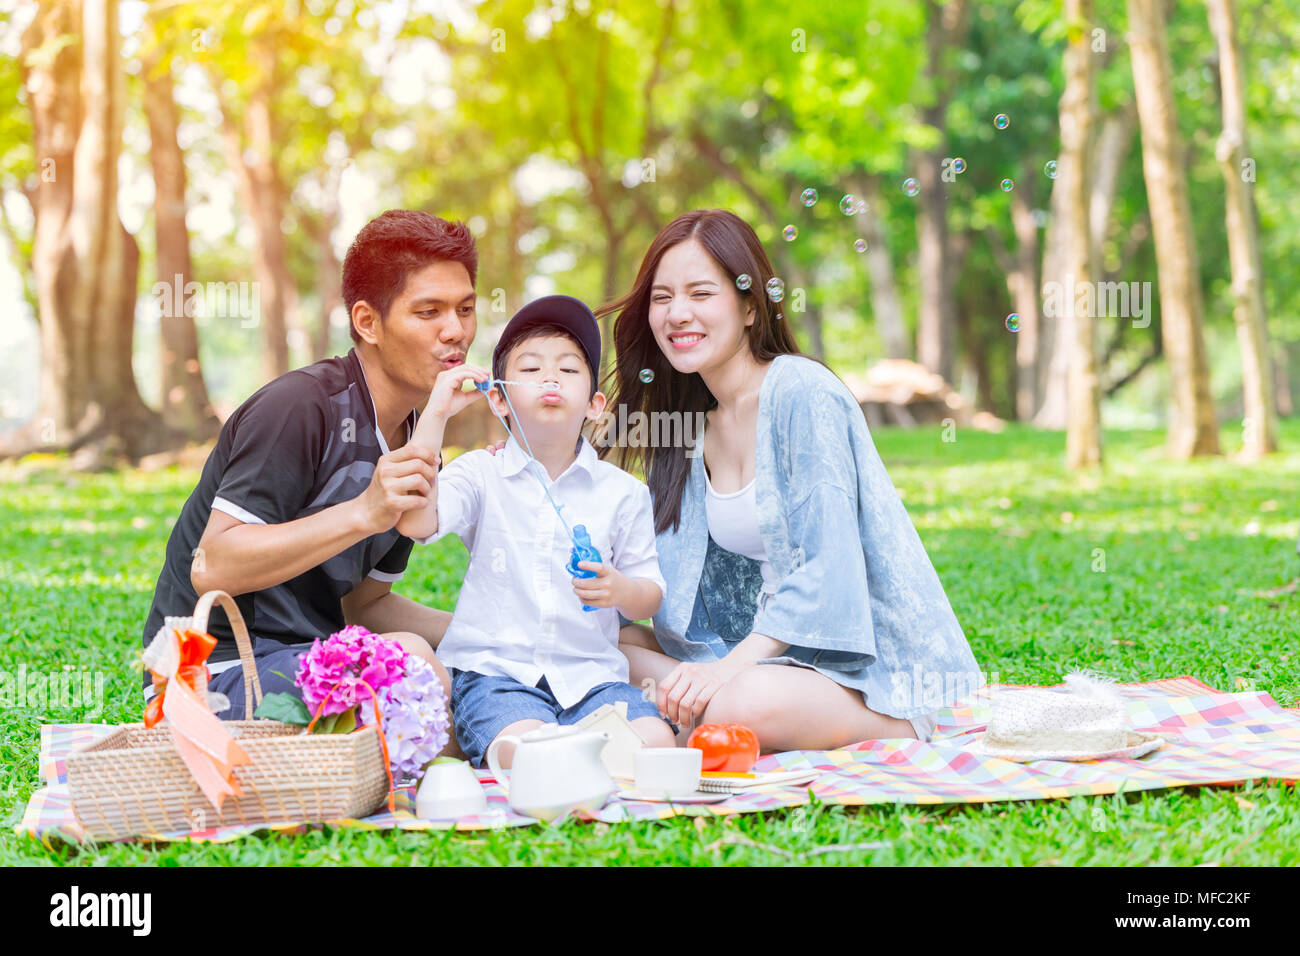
485, 725, 614, 822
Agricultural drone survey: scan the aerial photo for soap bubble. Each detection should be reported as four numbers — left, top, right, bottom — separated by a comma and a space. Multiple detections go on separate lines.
541, 381, 561, 393
638, 368, 655, 384
765, 277, 785, 303
1044, 160, 1058, 180
839, 194, 857, 215
1005, 313, 1021, 332
994, 113, 1010, 130
854, 198, 868, 214
800, 188, 818, 207
776, 312, 784, 321
735, 273, 752, 291
902, 178, 920, 197
782, 224, 798, 241
854, 238, 867, 253
1000, 178, 1015, 192
953, 157, 966, 174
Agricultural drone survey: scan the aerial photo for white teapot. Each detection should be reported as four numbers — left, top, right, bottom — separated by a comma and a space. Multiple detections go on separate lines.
485, 724, 614, 822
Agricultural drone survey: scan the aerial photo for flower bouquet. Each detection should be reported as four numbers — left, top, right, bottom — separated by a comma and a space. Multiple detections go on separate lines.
255, 625, 452, 786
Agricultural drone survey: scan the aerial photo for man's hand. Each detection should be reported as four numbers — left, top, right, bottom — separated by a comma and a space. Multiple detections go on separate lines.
571, 560, 631, 609
356, 444, 440, 535
424, 364, 490, 420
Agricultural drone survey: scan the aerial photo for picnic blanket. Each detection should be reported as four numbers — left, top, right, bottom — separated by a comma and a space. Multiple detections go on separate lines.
15, 676, 1300, 845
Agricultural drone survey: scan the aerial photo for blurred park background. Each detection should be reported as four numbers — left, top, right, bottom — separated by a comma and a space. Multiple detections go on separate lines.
0, 0, 1296, 467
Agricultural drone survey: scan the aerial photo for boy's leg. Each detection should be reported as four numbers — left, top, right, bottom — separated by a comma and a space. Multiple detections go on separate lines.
630, 716, 676, 749
486, 719, 548, 769
556, 679, 677, 748
451, 671, 560, 769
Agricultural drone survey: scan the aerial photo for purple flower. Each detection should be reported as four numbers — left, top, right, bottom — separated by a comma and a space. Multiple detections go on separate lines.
359, 656, 451, 780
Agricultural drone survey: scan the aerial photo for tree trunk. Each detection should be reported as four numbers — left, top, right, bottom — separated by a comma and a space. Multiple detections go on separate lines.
1275, 345, 1294, 417
212, 45, 297, 382
598, 223, 622, 372
850, 174, 909, 360
1209, 0, 1277, 459
141, 44, 219, 441
1008, 171, 1041, 420
3, 0, 176, 465
305, 161, 344, 362
312, 209, 341, 361
1128, 0, 1220, 457
1061, 0, 1102, 469
1089, 101, 1139, 271
915, 0, 968, 385
1034, 157, 1071, 429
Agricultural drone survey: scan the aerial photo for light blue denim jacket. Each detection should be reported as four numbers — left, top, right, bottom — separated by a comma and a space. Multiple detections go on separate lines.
649, 354, 982, 721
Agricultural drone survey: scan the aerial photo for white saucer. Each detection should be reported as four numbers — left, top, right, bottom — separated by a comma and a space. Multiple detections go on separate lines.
615, 789, 731, 805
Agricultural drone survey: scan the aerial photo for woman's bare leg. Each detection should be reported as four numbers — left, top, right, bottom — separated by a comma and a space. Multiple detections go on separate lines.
616, 624, 910, 750
701, 665, 917, 752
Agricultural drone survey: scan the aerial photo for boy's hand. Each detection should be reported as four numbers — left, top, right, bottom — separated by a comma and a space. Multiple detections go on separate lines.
357, 445, 440, 535
424, 364, 490, 420
571, 561, 628, 609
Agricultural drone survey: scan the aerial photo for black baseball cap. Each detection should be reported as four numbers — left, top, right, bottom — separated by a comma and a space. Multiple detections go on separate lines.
493, 294, 601, 381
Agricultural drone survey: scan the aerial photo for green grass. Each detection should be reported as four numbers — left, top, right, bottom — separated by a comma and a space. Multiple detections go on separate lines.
2, 420, 1298, 865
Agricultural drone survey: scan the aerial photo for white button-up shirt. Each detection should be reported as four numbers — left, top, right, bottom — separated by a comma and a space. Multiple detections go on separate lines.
419, 434, 666, 709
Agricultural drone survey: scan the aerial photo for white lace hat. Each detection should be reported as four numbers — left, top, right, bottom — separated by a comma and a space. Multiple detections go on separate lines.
971, 672, 1166, 762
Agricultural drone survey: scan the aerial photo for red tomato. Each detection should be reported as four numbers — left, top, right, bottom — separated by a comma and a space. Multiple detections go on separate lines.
687, 723, 760, 772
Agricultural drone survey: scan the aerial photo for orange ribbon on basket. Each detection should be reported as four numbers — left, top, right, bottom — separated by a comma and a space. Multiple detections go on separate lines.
142, 626, 250, 812
145, 628, 216, 729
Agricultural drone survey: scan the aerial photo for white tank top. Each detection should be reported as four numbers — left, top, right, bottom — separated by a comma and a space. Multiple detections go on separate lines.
704, 468, 779, 595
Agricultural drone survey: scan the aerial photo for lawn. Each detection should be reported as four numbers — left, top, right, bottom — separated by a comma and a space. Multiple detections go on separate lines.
2, 419, 1298, 866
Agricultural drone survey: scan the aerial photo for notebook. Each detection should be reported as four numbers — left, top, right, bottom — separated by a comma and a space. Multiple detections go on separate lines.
696, 769, 821, 793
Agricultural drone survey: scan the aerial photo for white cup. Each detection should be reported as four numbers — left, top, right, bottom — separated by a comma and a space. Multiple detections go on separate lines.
416, 760, 489, 819
634, 747, 702, 798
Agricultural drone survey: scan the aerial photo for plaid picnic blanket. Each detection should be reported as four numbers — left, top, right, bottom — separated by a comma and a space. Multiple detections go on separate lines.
16, 676, 1300, 845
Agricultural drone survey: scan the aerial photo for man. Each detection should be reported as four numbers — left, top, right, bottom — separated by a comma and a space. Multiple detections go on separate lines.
142, 210, 476, 726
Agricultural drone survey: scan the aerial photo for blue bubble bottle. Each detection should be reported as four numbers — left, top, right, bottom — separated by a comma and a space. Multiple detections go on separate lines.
566, 524, 602, 612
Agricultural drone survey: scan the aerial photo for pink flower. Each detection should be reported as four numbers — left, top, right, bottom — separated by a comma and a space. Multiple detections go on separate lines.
296, 627, 411, 717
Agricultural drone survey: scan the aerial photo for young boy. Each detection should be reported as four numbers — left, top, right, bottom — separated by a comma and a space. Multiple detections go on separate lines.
397, 295, 677, 767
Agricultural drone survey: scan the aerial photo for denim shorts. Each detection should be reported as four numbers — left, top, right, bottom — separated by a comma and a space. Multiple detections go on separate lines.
450, 668, 673, 768
207, 642, 313, 720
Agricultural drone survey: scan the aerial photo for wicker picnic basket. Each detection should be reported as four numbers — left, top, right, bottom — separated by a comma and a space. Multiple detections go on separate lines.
67, 590, 389, 840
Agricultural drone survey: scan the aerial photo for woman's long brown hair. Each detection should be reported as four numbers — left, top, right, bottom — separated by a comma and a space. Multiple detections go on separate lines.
596, 209, 802, 534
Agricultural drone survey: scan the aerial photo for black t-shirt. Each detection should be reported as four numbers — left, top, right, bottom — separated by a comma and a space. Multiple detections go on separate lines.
142, 349, 417, 676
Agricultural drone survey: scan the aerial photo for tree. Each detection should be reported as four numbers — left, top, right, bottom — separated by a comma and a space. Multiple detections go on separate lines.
914, 0, 970, 384
140, 24, 219, 441
1209, 0, 1277, 458
1061, 0, 1102, 468
2, 0, 176, 464
1127, 0, 1219, 457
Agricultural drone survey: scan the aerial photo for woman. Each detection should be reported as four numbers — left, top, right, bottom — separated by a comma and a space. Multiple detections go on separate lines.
596, 209, 981, 751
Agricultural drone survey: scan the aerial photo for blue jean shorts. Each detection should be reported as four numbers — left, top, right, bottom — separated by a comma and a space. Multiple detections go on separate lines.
450, 669, 672, 768
207, 642, 313, 720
